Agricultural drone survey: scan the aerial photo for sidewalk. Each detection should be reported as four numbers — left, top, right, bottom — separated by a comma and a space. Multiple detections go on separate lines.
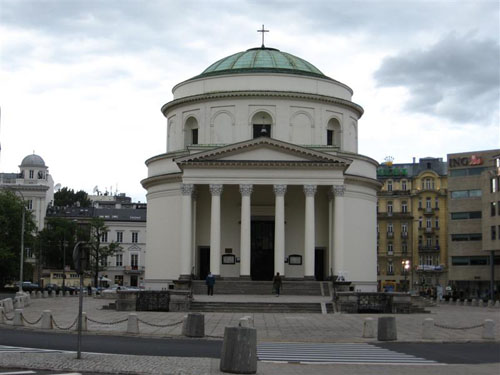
1, 295, 499, 374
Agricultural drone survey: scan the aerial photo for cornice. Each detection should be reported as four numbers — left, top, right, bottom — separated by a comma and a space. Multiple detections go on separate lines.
161, 90, 364, 118
344, 174, 382, 190
141, 173, 183, 190
181, 160, 347, 168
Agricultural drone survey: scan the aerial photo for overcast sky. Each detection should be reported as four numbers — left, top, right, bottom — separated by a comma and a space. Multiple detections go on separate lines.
1, 0, 499, 202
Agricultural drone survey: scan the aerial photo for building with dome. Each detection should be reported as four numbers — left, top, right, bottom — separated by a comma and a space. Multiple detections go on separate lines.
141, 45, 380, 291
0, 153, 54, 231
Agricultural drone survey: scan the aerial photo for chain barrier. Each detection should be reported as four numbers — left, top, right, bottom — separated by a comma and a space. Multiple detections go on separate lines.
136, 317, 183, 328
21, 313, 43, 325
87, 317, 129, 325
434, 322, 484, 330
1, 310, 14, 321
52, 316, 78, 331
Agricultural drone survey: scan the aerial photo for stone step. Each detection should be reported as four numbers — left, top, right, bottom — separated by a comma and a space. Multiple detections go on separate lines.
191, 280, 326, 296
189, 301, 333, 313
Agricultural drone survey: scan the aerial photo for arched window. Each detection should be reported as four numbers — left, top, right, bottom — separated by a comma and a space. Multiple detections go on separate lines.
326, 118, 341, 146
184, 117, 199, 146
252, 112, 272, 138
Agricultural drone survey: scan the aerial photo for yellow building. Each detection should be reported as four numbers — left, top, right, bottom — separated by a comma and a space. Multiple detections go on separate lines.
377, 157, 448, 293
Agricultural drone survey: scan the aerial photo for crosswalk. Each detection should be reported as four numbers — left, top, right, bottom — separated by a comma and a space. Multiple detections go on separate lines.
257, 342, 440, 365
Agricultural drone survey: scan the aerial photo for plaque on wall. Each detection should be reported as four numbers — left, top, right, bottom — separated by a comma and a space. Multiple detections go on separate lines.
222, 254, 236, 264
288, 254, 302, 265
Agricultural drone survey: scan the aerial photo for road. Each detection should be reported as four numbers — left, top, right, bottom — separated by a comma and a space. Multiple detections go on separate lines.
1, 328, 499, 364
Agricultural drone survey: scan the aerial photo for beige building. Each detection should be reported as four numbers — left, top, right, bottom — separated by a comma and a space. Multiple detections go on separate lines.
377, 157, 448, 293
142, 45, 380, 291
447, 150, 500, 300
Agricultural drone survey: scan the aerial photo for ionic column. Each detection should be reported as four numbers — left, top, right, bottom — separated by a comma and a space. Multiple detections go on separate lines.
303, 185, 317, 279
180, 184, 195, 279
239, 184, 253, 278
274, 184, 287, 276
209, 184, 223, 277
332, 185, 345, 278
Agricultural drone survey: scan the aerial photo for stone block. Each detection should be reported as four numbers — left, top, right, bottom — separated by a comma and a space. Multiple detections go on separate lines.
487, 300, 493, 308
2, 298, 13, 313
0, 307, 4, 324
182, 313, 205, 338
43, 291, 48, 298
31, 291, 36, 298
41, 310, 53, 329
14, 297, 24, 309
362, 317, 375, 338
13, 309, 23, 326
377, 317, 397, 341
36, 291, 42, 298
239, 316, 254, 328
220, 326, 257, 374
482, 319, 495, 340
422, 318, 434, 339
127, 313, 139, 334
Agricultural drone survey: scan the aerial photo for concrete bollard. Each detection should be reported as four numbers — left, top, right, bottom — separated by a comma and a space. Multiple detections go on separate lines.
377, 317, 397, 341
43, 291, 48, 298
454, 299, 460, 306
82, 312, 88, 331
57, 291, 63, 298
36, 291, 42, 298
422, 318, 434, 339
31, 291, 36, 298
182, 313, 205, 338
14, 297, 24, 309
65, 291, 70, 297
13, 309, 24, 326
127, 313, 139, 334
41, 310, 53, 329
220, 326, 257, 374
50, 291, 56, 298
495, 300, 500, 308
0, 307, 5, 324
2, 298, 13, 313
487, 300, 493, 308
239, 316, 254, 328
362, 317, 375, 338
482, 319, 495, 340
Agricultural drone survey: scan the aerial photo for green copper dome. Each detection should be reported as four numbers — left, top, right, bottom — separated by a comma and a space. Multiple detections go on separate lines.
194, 47, 329, 80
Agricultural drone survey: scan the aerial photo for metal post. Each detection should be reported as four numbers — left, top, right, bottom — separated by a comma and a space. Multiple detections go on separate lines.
19, 207, 25, 292
490, 251, 495, 301
77, 268, 84, 359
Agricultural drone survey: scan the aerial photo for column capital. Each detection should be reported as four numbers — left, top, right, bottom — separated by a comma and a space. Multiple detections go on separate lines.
332, 185, 346, 197
209, 184, 223, 196
303, 184, 317, 197
239, 184, 253, 196
273, 184, 287, 197
181, 183, 195, 196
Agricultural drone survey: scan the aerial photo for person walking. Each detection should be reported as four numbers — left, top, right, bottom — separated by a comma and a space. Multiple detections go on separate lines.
206, 272, 215, 296
273, 272, 282, 297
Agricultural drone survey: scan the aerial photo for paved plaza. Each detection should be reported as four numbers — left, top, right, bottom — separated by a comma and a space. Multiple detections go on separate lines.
0, 295, 499, 374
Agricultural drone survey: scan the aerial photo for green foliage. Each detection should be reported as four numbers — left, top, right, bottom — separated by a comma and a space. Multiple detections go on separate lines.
38, 218, 78, 269
54, 187, 91, 208
87, 217, 121, 286
0, 190, 36, 286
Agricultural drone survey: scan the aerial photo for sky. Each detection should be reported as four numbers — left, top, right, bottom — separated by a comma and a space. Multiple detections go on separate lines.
0, 0, 499, 202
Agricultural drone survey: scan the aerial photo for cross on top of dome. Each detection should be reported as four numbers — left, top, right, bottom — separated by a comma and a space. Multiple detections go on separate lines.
257, 24, 269, 48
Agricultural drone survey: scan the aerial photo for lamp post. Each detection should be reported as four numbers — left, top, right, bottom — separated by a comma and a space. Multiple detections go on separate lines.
402, 259, 410, 292
8, 188, 26, 293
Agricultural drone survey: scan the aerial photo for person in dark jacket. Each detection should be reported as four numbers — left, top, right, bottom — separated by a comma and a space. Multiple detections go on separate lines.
273, 272, 282, 297
206, 272, 215, 296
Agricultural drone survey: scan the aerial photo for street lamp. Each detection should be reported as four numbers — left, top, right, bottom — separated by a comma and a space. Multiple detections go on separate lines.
7, 188, 26, 293
402, 259, 410, 292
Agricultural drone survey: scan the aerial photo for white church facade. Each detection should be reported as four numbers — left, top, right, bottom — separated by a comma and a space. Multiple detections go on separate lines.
142, 46, 379, 291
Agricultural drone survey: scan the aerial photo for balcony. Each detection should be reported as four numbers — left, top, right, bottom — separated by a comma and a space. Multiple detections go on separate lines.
418, 245, 440, 252
401, 232, 408, 239
422, 207, 435, 215
124, 266, 145, 274
387, 231, 394, 239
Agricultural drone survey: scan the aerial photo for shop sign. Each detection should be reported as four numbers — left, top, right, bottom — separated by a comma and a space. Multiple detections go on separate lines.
448, 155, 483, 168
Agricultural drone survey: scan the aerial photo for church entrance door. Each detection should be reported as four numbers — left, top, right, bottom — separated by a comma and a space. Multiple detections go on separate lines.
198, 247, 210, 280
251, 220, 275, 280
315, 248, 325, 281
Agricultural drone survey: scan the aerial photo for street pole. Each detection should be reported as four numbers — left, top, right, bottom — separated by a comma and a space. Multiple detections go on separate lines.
19, 206, 25, 292
73, 240, 86, 360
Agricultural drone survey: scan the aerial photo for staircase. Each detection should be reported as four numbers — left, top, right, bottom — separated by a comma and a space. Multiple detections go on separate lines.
190, 301, 334, 313
191, 280, 329, 296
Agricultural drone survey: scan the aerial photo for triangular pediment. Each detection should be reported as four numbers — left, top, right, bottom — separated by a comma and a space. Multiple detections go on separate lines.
175, 137, 352, 168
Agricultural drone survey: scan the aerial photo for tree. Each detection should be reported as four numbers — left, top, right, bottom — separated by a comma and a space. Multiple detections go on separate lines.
54, 187, 91, 208
0, 190, 36, 286
38, 218, 78, 269
87, 217, 121, 287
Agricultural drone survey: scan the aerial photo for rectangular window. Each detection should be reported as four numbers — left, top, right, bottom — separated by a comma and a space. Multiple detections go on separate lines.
132, 232, 138, 243
492, 226, 497, 241
451, 256, 469, 266
402, 223, 408, 233
435, 218, 439, 228
418, 217, 422, 228
418, 199, 422, 209
27, 199, 33, 210
130, 253, 139, 267
101, 231, 108, 243
116, 232, 123, 243
426, 218, 432, 228
29, 170, 34, 179
451, 190, 482, 199
451, 211, 482, 220
191, 129, 198, 145
387, 262, 393, 274
401, 180, 407, 191
470, 256, 489, 266
387, 181, 392, 192
435, 197, 439, 209
387, 223, 393, 233
387, 243, 393, 254
402, 242, 408, 253
114, 275, 123, 286
451, 233, 482, 241
491, 178, 497, 193
253, 124, 271, 138
469, 189, 482, 197
426, 237, 432, 247
327, 129, 333, 146
426, 197, 431, 209
402, 201, 408, 213
450, 167, 485, 177
116, 253, 123, 267
492, 202, 497, 217
387, 202, 393, 213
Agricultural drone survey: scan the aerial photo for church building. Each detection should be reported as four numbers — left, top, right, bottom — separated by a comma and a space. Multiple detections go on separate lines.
142, 40, 379, 292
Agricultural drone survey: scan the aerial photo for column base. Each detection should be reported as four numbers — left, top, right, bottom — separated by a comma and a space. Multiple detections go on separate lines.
178, 274, 192, 281
303, 276, 316, 281
239, 275, 251, 280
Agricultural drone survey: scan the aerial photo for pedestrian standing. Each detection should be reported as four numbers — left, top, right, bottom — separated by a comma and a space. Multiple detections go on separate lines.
206, 272, 215, 296
273, 272, 282, 297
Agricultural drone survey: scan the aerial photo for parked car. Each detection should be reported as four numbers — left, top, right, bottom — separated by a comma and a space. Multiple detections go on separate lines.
44, 283, 61, 293
18, 282, 41, 292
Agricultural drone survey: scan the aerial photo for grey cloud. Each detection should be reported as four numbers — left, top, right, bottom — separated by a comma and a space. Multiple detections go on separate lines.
374, 34, 500, 123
